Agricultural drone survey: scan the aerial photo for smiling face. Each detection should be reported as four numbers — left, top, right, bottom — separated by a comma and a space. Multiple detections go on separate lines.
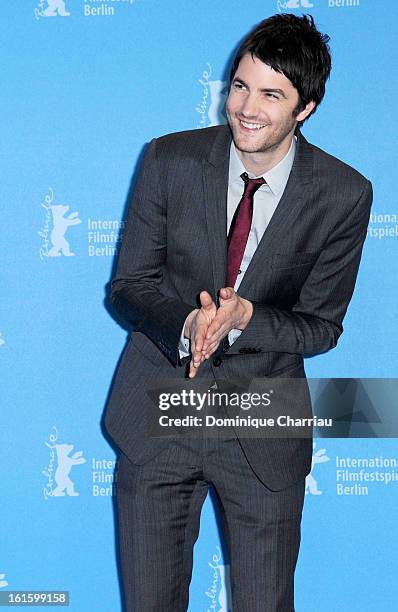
226, 53, 315, 172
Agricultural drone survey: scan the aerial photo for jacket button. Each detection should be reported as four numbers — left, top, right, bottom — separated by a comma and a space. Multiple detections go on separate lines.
213, 357, 222, 367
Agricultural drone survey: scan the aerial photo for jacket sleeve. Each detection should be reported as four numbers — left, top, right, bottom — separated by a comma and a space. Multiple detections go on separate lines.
227, 180, 373, 357
110, 139, 195, 365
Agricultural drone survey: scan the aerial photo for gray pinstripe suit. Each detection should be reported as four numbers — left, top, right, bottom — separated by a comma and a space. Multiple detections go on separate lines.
104, 125, 372, 610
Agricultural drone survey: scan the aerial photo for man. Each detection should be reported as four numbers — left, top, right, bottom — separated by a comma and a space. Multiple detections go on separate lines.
104, 14, 372, 611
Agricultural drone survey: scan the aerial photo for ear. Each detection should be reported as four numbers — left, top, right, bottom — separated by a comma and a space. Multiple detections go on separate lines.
296, 100, 316, 122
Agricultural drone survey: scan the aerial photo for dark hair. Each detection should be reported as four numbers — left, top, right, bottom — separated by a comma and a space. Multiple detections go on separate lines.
230, 14, 331, 122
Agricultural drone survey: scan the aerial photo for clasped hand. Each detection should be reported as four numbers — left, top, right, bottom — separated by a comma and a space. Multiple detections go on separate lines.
184, 288, 253, 378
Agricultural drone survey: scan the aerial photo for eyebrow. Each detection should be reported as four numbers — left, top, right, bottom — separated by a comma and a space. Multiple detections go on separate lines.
233, 77, 287, 99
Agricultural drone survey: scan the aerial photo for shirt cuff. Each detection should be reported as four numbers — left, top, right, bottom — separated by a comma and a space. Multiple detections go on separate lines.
228, 328, 242, 346
178, 316, 191, 358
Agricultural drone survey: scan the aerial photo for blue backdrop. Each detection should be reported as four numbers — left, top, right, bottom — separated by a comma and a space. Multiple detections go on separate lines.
2, 1, 397, 610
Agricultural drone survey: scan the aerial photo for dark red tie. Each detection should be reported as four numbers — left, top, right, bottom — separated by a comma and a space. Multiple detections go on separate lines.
227, 172, 266, 287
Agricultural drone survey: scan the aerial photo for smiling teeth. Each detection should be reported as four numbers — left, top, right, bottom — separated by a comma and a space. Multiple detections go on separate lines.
241, 121, 266, 130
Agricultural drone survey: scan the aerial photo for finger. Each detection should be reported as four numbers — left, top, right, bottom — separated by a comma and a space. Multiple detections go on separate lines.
202, 339, 218, 353
219, 287, 234, 301
189, 359, 201, 378
205, 316, 230, 342
193, 333, 209, 368
206, 322, 230, 344
205, 313, 227, 340
192, 345, 203, 367
192, 354, 202, 369
193, 324, 206, 355
203, 341, 220, 359
199, 290, 215, 311
203, 330, 218, 352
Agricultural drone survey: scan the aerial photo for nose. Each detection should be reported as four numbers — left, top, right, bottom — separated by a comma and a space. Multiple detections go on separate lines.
240, 92, 259, 118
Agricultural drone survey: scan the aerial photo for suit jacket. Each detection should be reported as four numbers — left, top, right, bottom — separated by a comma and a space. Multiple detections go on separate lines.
104, 125, 373, 490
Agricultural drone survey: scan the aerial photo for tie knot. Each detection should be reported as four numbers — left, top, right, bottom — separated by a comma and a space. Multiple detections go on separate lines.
240, 172, 266, 195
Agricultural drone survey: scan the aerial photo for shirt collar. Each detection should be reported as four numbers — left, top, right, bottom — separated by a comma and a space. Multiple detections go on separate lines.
229, 135, 296, 196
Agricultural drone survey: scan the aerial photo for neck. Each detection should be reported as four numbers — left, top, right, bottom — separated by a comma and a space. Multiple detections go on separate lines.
236, 130, 295, 176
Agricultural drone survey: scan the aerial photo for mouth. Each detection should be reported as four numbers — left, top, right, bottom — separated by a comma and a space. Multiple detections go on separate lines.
238, 119, 268, 132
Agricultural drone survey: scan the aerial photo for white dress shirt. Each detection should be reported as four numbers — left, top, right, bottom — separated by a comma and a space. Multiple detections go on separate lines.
179, 135, 297, 357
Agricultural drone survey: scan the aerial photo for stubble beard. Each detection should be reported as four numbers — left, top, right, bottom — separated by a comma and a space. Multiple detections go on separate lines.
227, 112, 297, 156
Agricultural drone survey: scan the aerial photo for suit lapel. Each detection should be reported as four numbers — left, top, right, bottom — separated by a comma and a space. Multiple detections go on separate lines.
236, 130, 314, 294
202, 126, 231, 298
202, 127, 314, 297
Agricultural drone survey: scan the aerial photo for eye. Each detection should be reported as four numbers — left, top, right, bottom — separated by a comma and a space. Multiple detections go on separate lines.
233, 81, 246, 91
265, 93, 279, 99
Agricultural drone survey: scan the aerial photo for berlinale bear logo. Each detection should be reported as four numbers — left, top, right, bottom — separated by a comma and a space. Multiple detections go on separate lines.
48, 204, 82, 257
35, 0, 70, 19
277, 0, 314, 11
39, 188, 82, 259
305, 442, 330, 496
196, 64, 228, 129
43, 426, 87, 499
51, 443, 86, 496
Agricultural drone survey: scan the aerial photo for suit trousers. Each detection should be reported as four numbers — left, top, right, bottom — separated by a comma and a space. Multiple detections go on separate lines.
115, 429, 305, 612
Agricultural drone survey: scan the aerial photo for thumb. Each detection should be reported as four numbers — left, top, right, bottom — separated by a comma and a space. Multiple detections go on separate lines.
200, 290, 215, 310
219, 286, 234, 301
